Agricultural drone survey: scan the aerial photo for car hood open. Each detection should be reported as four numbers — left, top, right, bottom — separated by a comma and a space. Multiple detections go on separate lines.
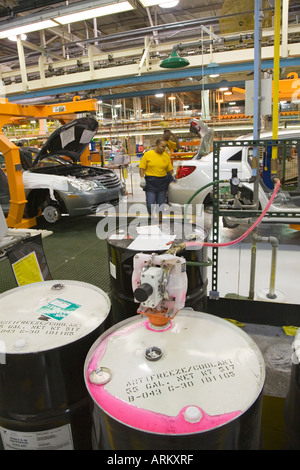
32, 117, 98, 164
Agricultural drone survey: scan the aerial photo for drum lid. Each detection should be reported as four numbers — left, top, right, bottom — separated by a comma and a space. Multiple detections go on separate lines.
85, 310, 265, 434
0, 280, 110, 354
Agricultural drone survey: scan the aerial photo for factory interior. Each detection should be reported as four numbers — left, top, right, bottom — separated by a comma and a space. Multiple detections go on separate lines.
0, 0, 300, 452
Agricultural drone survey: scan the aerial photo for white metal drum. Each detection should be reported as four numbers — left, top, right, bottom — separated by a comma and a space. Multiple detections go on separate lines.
0, 280, 110, 354
85, 310, 265, 450
0, 280, 111, 451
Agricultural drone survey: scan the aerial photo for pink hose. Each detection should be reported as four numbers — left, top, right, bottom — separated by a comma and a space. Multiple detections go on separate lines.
185, 179, 281, 248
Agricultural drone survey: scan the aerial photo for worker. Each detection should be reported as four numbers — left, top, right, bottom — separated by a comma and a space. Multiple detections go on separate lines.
162, 129, 181, 153
139, 138, 174, 216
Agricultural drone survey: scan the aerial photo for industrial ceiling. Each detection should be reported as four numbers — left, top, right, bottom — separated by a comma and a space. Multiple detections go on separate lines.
0, 0, 300, 118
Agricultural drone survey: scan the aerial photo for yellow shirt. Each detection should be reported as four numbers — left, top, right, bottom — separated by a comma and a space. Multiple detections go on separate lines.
139, 149, 173, 177
166, 139, 177, 152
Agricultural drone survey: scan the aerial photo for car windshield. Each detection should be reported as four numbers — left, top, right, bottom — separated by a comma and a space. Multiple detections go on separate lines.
32, 155, 75, 168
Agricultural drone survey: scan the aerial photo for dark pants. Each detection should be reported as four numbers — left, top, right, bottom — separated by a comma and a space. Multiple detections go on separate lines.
145, 190, 167, 215
144, 175, 171, 216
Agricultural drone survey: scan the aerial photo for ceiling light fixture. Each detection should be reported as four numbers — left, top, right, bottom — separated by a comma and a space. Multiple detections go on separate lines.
54, 1, 134, 25
224, 91, 233, 95
219, 87, 229, 91
8, 34, 27, 41
0, 1, 134, 38
0, 20, 57, 38
160, 50, 190, 69
159, 1, 179, 8
155, 93, 164, 98
139, 0, 178, 6
160, 27, 220, 69
168, 96, 176, 100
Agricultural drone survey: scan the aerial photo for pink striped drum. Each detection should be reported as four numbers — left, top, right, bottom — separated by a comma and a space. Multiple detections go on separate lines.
84, 309, 265, 450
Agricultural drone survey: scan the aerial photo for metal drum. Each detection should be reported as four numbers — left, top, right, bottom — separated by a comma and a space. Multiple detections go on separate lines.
84, 310, 265, 450
285, 329, 300, 450
0, 280, 111, 450
106, 221, 208, 323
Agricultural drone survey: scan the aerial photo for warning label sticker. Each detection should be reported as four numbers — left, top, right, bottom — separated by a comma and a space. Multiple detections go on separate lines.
0, 424, 74, 450
36, 298, 81, 321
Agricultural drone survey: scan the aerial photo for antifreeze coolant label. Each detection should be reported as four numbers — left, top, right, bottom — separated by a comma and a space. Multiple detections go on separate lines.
86, 312, 265, 434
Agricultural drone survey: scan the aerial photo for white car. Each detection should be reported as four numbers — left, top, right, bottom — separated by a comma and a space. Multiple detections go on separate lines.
0, 117, 126, 224
168, 129, 300, 225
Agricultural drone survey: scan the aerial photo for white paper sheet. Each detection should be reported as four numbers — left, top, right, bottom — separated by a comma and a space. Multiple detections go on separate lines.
128, 234, 175, 251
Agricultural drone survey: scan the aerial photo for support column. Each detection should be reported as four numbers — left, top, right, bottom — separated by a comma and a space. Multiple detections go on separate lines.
16, 36, 28, 92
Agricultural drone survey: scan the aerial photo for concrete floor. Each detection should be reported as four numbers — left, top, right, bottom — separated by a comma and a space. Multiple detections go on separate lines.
0, 161, 299, 450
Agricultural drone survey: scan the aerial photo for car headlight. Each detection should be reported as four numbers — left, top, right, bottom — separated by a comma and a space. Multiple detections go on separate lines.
68, 178, 98, 192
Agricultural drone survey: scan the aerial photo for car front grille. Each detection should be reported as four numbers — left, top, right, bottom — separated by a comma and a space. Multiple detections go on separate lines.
96, 172, 121, 189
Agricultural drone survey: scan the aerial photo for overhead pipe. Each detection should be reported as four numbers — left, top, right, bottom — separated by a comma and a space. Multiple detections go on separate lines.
42, 7, 279, 50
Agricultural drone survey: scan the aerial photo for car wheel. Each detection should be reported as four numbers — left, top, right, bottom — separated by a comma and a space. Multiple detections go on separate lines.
43, 203, 61, 224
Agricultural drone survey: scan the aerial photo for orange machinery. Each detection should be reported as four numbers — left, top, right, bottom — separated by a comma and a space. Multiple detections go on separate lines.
233, 72, 300, 100
0, 96, 98, 228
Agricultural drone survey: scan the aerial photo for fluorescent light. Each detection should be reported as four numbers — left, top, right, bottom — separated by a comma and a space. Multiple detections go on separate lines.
0, 1, 134, 38
0, 20, 57, 38
168, 96, 176, 100
219, 87, 228, 91
138, 0, 159, 5
54, 1, 134, 25
229, 102, 236, 106
224, 91, 232, 95
155, 93, 164, 98
139, 0, 177, 6
209, 73, 219, 78
159, 1, 179, 8
8, 34, 27, 41
114, 104, 122, 108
